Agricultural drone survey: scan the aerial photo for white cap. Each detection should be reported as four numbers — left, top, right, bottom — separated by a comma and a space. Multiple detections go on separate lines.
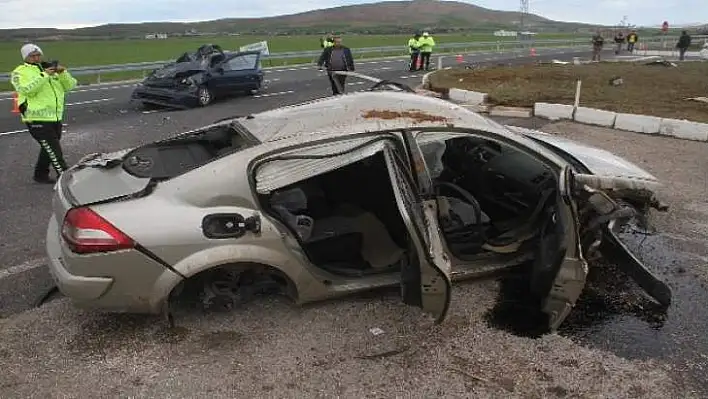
423, 32, 430, 36
21, 43, 42, 60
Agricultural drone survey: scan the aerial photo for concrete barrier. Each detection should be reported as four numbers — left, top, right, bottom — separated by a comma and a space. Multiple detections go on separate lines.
614, 113, 662, 134
448, 88, 488, 105
533, 102, 574, 120
489, 106, 533, 118
658, 119, 708, 142
573, 106, 617, 127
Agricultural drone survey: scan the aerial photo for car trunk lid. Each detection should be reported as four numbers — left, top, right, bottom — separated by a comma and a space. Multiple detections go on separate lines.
52, 149, 153, 218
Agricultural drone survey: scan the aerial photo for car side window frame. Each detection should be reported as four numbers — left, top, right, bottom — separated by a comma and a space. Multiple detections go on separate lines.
224, 54, 258, 72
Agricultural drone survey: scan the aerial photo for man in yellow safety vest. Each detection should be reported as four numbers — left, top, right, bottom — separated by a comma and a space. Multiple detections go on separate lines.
417, 32, 436, 71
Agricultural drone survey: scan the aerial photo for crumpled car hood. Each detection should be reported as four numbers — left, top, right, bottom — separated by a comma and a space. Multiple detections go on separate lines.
150, 61, 207, 79
506, 126, 658, 182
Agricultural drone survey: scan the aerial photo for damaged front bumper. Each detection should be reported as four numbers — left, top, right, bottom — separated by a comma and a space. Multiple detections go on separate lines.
131, 84, 200, 109
575, 174, 672, 308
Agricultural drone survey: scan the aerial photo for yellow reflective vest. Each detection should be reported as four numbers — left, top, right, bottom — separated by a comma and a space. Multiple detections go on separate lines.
10, 62, 77, 123
418, 36, 436, 52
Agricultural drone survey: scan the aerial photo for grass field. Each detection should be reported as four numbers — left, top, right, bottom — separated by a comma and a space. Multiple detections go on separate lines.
429, 61, 708, 123
0, 33, 582, 71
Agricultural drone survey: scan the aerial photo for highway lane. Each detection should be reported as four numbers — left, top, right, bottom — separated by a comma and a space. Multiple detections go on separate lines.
0, 49, 595, 317
0, 46, 587, 135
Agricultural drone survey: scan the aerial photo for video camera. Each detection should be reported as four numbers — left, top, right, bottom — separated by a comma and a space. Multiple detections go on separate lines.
41, 60, 59, 69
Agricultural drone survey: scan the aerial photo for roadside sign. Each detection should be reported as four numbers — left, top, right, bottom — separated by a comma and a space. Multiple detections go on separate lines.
239, 41, 270, 56
661, 21, 669, 32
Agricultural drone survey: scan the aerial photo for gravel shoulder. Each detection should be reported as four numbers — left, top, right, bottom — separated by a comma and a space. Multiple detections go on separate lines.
0, 284, 681, 398
2, 120, 706, 398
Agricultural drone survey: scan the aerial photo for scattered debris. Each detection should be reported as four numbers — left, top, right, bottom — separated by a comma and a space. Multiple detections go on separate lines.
369, 327, 385, 336
448, 367, 490, 383
354, 346, 410, 360
609, 76, 624, 86
686, 97, 708, 104
644, 59, 678, 67
361, 109, 448, 123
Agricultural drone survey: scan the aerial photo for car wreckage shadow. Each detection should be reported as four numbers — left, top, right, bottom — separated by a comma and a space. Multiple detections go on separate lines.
484, 238, 671, 340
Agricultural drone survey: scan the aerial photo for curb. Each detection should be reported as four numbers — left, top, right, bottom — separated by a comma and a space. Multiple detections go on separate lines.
434, 85, 708, 142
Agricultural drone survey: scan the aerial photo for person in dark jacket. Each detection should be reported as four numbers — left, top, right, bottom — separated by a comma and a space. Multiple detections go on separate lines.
676, 31, 692, 61
613, 31, 625, 55
317, 36, 355, 95
591, 31, 605, 61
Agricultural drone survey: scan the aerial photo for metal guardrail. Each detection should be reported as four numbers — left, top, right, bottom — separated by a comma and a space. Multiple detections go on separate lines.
0, 36, 694, 83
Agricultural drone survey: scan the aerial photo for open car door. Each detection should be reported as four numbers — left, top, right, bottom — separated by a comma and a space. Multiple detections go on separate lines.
382, 146, 453, 323
530, 165, 589, 332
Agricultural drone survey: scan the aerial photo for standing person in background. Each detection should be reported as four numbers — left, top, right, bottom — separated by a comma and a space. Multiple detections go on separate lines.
613, 31, 625, 55
317, 36, 355, 95
10, 43, 77, 184
626, 30, 639, 52
591, 30, 605, 61
417, 32, 436, 71
676, 30, 692, 61
407, 32, 421, 72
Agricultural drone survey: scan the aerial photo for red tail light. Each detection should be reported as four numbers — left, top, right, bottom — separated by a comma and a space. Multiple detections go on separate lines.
61, 207, 135, 254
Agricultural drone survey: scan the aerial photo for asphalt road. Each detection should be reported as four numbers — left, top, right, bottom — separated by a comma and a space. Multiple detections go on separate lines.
0, 47, 595, 317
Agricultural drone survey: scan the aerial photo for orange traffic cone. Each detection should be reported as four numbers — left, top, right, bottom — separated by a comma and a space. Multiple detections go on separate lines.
416, 56, 422, 70
11, 92, 19, 114
529, 48, 537, 57
456, 54, 463, 63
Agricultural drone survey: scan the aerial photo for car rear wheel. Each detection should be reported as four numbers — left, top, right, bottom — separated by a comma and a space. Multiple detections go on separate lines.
197, 86, 213, 106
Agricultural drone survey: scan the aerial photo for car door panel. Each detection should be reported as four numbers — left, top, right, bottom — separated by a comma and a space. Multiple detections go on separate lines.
218, 53, 261, 93
383, 146, 452, 323
531, 165, 588, 332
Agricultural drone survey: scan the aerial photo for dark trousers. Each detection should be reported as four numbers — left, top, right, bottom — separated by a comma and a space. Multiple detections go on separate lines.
678, 47, 687, 61
327, 71, 347, 95
409, 52, 420, 71
627, 42, 635, 52
420, 52, 432, 70
26, 121, 68, 179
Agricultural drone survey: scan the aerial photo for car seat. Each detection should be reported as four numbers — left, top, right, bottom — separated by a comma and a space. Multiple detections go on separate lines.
269, 186, 365, 266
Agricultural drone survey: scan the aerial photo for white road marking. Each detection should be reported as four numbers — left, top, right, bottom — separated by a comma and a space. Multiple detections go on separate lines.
347, 81, 366, 86
142, 109, 160, 114
0, 122, 70, 137
0, 84, 135, 101
0, 258, 46, 281
253, 90, 295, 98
66, 98, 114, 106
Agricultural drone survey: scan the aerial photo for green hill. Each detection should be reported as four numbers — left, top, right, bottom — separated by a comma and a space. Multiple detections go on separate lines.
0, 0, 596, 41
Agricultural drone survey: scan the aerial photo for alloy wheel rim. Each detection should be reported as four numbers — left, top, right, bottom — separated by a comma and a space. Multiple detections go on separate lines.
199, 88, 211, 105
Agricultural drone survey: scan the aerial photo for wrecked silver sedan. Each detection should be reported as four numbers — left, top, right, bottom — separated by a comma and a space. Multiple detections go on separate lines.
46, 78, 671, 332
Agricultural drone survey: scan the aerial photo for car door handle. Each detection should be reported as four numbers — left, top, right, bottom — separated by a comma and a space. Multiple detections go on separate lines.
202, 213, 261, 239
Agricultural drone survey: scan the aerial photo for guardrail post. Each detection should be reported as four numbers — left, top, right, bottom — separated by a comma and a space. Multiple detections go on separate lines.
96, 72, 101, 84
496, 41, 501, 53
437, 56, 443, 70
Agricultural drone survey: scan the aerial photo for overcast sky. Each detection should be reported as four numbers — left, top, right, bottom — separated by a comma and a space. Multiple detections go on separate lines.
0, 0, 703, 29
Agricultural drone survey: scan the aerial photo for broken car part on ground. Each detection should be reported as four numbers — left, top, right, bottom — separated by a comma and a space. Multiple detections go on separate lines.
47, 73, 671, 333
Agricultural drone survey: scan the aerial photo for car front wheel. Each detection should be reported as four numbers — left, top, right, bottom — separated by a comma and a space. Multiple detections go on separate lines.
197, 86, 213, 106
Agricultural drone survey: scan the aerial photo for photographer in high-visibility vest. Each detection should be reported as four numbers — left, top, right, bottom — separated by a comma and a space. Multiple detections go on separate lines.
10, 43, 77, 184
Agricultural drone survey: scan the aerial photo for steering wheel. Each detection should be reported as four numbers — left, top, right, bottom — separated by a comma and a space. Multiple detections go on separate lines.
368, 80, 416, 93
433, 181, 485, 237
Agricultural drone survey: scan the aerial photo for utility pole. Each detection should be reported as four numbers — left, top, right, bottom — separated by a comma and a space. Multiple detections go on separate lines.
519, 0, 529, 33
